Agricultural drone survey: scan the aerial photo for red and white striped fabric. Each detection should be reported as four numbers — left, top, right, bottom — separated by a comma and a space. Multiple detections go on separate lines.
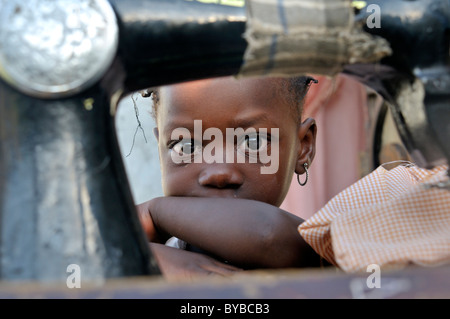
298, 162, 450, 273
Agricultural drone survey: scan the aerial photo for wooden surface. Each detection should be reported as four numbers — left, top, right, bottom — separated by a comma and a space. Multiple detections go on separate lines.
0, 264, 449, 299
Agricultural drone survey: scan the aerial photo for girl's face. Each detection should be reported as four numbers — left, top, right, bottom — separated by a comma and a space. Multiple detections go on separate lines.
155, 76, 315, 207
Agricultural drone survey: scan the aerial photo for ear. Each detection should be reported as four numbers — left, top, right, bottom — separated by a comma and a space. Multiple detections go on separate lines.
295, 118, 317, 174
153, 127, 159, 141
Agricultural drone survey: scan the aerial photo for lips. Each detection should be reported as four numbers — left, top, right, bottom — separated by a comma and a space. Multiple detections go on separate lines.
187, 188, 241, 199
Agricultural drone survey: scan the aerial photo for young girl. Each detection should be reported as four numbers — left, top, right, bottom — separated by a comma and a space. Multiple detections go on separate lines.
137, 75, 328, 280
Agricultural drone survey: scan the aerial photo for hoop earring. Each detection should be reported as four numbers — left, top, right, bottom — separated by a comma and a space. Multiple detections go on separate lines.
297, 163, 309, 186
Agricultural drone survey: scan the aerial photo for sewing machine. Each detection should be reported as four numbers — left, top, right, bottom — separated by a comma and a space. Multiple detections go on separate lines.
0, 0, 448, 299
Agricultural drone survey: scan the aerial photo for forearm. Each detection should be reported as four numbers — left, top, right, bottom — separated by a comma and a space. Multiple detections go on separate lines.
147, 197, 321, 269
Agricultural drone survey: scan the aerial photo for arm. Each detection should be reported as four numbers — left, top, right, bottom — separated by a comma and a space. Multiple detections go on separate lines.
138, 197, 323, 269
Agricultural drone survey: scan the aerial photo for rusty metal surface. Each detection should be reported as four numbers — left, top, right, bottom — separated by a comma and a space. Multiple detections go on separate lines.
0, 265, 449, 299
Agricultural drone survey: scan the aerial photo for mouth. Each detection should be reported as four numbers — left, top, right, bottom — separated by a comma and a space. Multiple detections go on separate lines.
188, 188, 240, 199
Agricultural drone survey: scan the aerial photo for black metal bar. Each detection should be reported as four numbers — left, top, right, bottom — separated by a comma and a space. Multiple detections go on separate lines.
354, 0, 449, 73
0, 80, 159, 281
109, 0, 248, 94
347, 0, 450, 169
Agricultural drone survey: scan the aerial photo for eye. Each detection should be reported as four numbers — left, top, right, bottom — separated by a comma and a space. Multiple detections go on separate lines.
170, 139, 202, 159
237, 132, 269, 156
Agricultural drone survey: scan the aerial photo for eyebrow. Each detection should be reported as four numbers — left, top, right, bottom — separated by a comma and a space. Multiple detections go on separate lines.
162, 121, 196, 139
162, 112, 279, 138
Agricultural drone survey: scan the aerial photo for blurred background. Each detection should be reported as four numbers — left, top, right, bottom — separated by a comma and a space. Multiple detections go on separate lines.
116, 93, 164, 205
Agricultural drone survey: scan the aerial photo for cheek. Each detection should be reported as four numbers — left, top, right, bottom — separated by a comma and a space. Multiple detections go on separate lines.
161, 164, 198, 196
243, 161, 293, 207
262, 165, 293, 206
159, 150, 196, 196
268, 141, 298, 204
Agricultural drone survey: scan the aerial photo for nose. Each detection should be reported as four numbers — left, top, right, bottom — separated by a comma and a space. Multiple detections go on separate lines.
198, 165, 244, 189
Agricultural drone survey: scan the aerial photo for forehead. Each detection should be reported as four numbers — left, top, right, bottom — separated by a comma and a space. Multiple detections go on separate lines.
157, 76, 293, 129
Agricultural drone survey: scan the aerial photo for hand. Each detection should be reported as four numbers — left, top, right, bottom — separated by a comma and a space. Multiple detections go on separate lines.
149, 243, 242, 281
136, 200, 158, 242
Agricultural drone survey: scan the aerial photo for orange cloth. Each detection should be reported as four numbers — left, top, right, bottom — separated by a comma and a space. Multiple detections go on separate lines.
298, 162, 450, 273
